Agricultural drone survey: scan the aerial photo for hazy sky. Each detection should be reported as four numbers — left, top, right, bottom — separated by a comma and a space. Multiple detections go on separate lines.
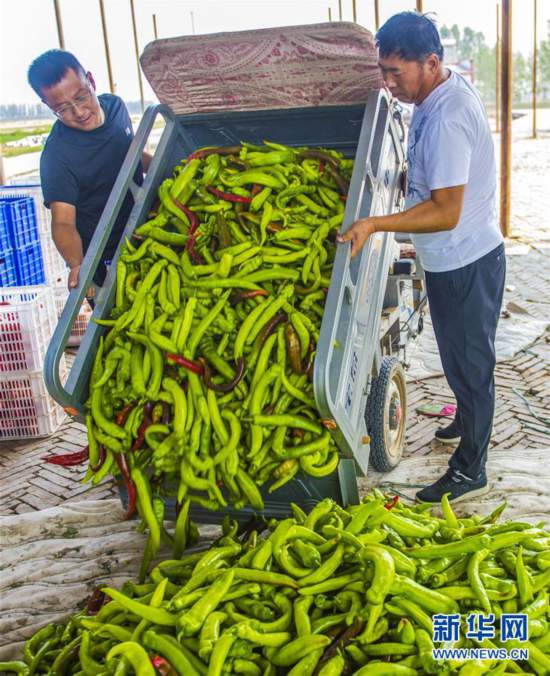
1, 0, 547, 105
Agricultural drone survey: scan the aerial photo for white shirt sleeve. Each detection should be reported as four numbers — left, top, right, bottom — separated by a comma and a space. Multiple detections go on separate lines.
423, 117, 472, 192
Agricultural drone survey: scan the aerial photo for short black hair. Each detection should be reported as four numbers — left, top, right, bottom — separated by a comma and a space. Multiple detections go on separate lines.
28, 50, 86, 98
376, 12, 444, 62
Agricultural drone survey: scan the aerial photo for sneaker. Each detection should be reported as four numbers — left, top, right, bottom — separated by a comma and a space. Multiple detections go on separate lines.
416, 469, 489, 503
434, 420, 461, 445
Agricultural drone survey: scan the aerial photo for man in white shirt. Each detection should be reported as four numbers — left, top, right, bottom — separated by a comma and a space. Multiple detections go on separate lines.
340, 12, 505, 503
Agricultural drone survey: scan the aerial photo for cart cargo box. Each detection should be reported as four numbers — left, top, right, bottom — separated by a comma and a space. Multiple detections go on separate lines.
45, 23, 424, 521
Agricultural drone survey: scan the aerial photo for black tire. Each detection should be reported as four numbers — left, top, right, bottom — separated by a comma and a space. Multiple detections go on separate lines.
366, 356, 407, 472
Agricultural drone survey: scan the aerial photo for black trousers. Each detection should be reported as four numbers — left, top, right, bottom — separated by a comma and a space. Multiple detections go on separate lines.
425, 243, 506, 479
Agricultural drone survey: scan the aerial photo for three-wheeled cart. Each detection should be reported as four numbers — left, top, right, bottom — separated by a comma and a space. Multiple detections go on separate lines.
44, 23, 426, 522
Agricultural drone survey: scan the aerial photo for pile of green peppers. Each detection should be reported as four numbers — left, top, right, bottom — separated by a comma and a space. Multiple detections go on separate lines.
83, 141, 353, 568
4, 492, 550, 675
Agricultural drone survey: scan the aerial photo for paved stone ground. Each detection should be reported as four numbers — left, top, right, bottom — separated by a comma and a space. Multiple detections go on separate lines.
1, 138, 549, 516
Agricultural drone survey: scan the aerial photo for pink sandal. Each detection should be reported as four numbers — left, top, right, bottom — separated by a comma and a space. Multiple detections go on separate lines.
416, 403, 457, 418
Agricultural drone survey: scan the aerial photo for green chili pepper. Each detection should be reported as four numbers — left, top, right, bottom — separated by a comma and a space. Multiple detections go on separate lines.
270, 635, 331, 667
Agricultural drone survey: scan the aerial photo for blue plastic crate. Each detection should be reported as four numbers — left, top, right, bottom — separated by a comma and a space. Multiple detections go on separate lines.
0, 197, 40, 249
0, 248, 18, 287
0, 202, 12, 254
14, 240, 46, 285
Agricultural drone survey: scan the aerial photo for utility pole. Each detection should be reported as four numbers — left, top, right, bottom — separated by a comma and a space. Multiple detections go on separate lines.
500, 0, 512, 238
532, 0, 538, 139
53, 0, 65, 49
496, 2, 501, 133
374, 0, 380, 30
153, 13, 158, 40
338, 0, 342, 21
352, 0, 357, 22
129, 0, 145, 113
99, 0, 115, 94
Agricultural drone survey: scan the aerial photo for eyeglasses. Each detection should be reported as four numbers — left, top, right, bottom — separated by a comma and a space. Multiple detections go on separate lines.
52, 85, 94, 119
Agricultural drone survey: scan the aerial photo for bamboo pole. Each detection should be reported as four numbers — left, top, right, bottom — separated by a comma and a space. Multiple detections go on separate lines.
338, 0, 342, 20
500, 0, 512, 238
99, 0, 115, 94
496, 2, 501, 133
328, 7, 332, 21
374, 0, 380, 29
532, 0, 538, 139
153, 13, 158, 40
352, 0, 357, 22
53, 0, 65, 49
129, 0, 145, 113
416, 0, 423, 13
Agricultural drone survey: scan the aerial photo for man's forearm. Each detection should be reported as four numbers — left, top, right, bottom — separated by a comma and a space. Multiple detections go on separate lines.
52, 221, 84, 269
370, 198, 459, 235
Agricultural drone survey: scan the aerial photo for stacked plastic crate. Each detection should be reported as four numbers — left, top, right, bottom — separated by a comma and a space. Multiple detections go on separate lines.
0, 196, 46, 286
0, 287, 67, 439
0, 189, 70, 439
0, 185, 92, 346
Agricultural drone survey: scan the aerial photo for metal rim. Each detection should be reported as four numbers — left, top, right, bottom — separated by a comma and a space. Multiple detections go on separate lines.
382, 365, 407, 465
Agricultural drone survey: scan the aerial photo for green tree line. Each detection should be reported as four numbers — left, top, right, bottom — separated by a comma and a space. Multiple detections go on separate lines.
441, 21, 550, 106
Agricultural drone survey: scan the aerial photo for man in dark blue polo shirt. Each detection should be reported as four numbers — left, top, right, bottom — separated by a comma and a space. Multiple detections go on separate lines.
28, 50, 151, 292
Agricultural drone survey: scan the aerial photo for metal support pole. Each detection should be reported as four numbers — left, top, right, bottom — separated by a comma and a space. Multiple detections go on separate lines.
0, 155, 6, 186
328, 7, 332, 21
352, 0, 357, 22
500, 0, 512, 238
416, 0, 423, 13
99, 0, 115, 94
153, 13, 158, 40
496, 2, 501, 133
338, 0, 343, 20
53, 0, 65, 49
129, 0, 145, 113
532, 0, 538, 139
374, 0, 380, 29
191, 11, 196, 35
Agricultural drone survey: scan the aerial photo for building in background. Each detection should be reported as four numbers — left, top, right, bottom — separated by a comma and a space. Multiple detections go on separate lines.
443, 38, 475, 83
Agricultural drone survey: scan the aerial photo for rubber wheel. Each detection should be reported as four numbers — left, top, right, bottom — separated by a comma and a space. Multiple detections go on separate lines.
366, 356, 407, 472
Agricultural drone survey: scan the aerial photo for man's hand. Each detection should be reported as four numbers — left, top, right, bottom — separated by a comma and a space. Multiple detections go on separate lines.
68, 265, 95, 299
68, 265, 80, 290
337, 218, 376, 257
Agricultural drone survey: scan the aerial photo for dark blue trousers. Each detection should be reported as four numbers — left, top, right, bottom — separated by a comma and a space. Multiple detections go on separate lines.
425, 243, 506, 479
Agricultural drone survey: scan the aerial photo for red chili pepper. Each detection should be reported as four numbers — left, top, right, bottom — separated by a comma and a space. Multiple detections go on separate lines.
173, 198, 204, 263
150, 655, 176, 676
187, 145, 242, 161
160, 401, 171, 426
206, 185, 252, 204
116, 402, 136, 427
86, 588, 107, 615
251, 184, 262, 196
43, 447, 89, 466
131, 402, 153, 452
201, 356, 246, 393
165, 353, 204, 375
90, 445, 106, 472
230, 289, 269, 305
327, 166, 349, 195
319, 161, 325, 173
116, 454, 137, 519
131, 420, 149, 452
254, 312, 287, 350
384, 495, 399, 511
